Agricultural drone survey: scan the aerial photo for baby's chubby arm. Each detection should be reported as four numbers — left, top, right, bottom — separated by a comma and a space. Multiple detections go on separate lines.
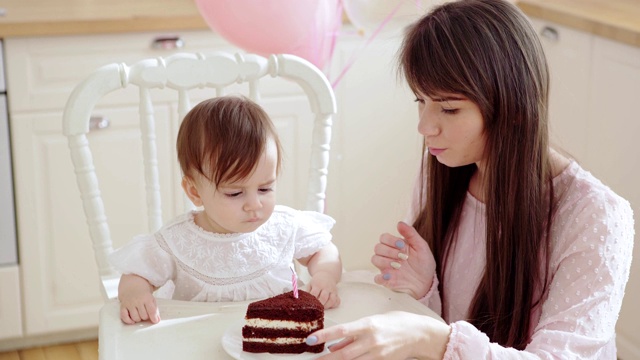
117, 274, 160, 324
298, 242, 342, 309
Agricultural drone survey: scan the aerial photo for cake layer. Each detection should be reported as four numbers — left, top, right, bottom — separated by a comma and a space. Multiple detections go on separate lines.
243, 336, 306, 344
242, 341, 324, 354
245, 290, 323, 322
244, 318, 322, 331
243, 323, 322, 339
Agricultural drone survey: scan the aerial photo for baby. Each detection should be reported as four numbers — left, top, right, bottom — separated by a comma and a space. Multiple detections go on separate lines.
109, 96, 342, 324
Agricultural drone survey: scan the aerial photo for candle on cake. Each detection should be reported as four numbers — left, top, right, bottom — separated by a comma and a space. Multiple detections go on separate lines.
289, 264, 299, 298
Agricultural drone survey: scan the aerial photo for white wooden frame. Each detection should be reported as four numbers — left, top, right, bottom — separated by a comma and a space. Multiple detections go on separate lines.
62, 52, 336, 300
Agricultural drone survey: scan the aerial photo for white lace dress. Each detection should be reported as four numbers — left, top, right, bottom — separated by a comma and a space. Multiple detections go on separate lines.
108, 205, 335, 302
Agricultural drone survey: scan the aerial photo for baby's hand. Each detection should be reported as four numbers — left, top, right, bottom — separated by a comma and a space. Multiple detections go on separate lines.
117, 274, 161, 324
307, 272, 340, 309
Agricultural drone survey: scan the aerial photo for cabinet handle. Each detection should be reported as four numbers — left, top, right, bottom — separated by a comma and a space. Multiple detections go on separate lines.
89, 116, 110, 131
151, 36, 185, 50
540, 26, 559, 42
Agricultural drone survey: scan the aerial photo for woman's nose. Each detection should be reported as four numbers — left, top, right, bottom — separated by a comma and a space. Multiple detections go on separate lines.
418, 113, 439, 137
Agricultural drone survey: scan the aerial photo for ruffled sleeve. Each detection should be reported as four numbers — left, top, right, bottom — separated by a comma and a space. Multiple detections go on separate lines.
292, 210, 336, 259
108, 233, 176, 288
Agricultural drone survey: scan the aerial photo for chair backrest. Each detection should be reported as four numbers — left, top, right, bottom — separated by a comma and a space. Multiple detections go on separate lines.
62, 52, 336, 300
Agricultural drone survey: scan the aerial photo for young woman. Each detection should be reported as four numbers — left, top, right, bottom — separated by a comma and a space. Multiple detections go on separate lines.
307, 0, 634, 358
109, 96, 342, 324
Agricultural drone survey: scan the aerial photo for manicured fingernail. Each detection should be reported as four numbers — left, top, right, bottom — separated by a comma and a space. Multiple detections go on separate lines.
306, 336, 318, 345
383, 273, 391, 280
390, 261, 401, 269
395, 240, 405, 249
398, 253, 409, 260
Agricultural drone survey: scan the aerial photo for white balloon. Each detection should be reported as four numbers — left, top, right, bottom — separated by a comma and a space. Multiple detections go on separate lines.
343, 0, 439, 34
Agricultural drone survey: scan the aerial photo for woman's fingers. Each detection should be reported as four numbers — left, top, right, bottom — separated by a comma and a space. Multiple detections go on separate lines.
373, 242, 408, 262
378, 233, 407, 252
373, 272, 390, 285
326, 336, 354, 351
373, 233, 410, 273
327, 339, 372, 359
309, 322, 354, 346
396, 222, 428, 253
311, 321, 377, 360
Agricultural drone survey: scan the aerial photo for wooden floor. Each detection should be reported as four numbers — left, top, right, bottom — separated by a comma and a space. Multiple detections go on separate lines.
0, 340, 98, 360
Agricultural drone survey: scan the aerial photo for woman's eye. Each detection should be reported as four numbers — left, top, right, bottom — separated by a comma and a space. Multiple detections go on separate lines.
414, 97, 425, 104
441, 108, 459, 115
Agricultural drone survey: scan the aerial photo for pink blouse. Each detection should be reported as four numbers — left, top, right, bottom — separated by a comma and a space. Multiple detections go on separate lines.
418, 161, 634, 359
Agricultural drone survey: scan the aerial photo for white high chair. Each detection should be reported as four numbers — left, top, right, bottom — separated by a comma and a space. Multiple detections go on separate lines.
62, 52, 336, 302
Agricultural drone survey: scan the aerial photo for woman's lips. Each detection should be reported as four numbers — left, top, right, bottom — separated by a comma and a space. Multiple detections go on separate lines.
429, 147, 445, 156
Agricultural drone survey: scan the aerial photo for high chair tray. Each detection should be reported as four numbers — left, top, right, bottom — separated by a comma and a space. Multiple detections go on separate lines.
98, 270, 443, 360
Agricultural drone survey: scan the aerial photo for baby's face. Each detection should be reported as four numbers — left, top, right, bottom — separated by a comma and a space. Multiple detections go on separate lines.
191, 139, 278, 234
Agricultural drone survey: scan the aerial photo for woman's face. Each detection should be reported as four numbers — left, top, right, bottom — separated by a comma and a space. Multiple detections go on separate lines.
415, 91, 487, 169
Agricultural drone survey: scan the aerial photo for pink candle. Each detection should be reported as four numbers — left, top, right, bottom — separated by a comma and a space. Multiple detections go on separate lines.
289, 264, 299, 299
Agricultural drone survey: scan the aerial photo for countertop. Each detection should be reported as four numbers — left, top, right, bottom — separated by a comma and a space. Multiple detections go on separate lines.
0, 0, 208, 38
0, 0, 639, 48
517, 0, 640, 47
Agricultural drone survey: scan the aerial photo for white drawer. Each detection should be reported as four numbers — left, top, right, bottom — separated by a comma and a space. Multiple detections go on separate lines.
5, 31, 303, 113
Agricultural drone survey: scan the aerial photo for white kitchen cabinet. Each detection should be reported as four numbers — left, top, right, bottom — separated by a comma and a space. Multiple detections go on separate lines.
0, 266, 22, 340
9, 105, 175, 335
586, 36, 640, 360
529, 17, 640, 360
4, 31, 222, 341
528, 18, 592, 161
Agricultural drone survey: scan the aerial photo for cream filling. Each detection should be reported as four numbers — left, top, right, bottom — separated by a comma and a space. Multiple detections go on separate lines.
245, 318, 321, 330
243, 337, 306, 344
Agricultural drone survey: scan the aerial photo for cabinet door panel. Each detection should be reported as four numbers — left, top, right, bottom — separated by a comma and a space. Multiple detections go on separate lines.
588, 36, 640, 360
529, 17, 592, 160
11, 106, 174, 334
0, 266, 23, 340
261, 96, 315, 211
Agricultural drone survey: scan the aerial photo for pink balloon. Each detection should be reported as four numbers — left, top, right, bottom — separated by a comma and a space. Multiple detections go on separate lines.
195, 0, 343, 70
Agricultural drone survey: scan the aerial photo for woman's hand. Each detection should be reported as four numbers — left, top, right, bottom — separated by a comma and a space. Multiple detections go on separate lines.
371, 221, 436, 299
117, 274, 160, 324
307, 311, 450, 360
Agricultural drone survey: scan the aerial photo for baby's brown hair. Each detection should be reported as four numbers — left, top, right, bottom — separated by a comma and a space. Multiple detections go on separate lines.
177, 96, 282, 185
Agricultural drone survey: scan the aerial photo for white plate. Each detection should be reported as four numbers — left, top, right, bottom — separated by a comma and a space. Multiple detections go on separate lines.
221, 319, 336, 359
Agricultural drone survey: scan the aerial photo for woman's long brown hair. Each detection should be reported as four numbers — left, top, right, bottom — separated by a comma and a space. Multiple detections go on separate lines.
399, 0, 553, 349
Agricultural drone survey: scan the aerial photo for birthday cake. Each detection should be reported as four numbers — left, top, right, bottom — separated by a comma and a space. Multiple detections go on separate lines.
242, 290, 325, 354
